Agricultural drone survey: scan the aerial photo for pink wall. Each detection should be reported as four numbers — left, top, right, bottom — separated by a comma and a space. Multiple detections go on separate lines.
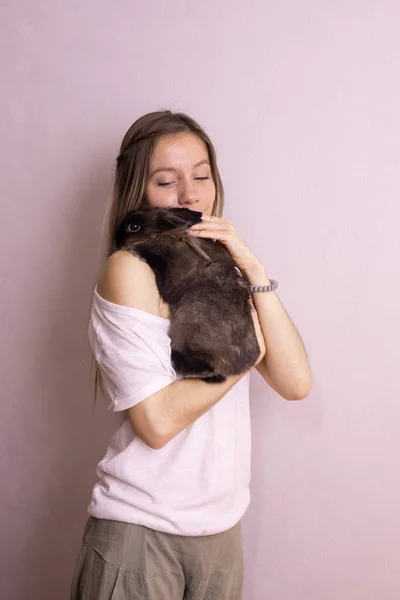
1, 2, 399, 598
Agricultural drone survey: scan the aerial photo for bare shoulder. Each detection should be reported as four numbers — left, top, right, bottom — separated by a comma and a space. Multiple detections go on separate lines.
97, 250, 162, 316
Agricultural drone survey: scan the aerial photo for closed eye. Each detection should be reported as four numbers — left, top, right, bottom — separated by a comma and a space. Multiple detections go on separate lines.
158, 177, 209, 186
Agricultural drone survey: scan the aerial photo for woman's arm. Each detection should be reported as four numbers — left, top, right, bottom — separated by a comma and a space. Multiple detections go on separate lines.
244, 263, 312, 400
97, 251, 265, 449
128, 372, 246, 449
188, 216, 313, 400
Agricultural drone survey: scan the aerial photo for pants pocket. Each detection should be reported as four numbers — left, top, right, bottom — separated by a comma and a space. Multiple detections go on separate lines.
70, 542, 122, 600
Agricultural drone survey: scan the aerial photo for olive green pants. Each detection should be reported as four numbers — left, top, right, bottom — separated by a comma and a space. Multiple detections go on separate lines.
70, 516, 244, 599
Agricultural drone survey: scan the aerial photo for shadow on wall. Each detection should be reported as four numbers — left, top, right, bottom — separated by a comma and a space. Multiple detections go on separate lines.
15, 159, 121, 600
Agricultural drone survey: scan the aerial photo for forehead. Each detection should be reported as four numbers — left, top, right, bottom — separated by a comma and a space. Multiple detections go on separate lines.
150, 132, 209, 167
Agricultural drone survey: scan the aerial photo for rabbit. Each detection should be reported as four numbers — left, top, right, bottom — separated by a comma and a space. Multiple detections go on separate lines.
114, 207, 260, 383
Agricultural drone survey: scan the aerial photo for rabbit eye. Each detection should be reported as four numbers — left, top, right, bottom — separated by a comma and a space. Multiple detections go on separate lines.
127, 223, 141, 233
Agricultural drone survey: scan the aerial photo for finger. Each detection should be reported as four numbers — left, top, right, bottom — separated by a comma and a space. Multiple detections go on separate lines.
197, 215, 232, 228
189, 222, 232, 232
187, 229, 228, 238
201, 215, 224, 222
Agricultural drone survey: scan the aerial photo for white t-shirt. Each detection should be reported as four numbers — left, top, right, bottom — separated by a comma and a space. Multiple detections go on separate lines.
87, 287, 252, 536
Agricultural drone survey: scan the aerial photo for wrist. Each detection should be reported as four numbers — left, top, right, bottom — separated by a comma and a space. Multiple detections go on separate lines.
244, 263, 270, 286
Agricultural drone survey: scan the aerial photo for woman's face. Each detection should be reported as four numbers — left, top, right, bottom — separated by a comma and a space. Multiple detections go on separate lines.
145, 132, 216, 215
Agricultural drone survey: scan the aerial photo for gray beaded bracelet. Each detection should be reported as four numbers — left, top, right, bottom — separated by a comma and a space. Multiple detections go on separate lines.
249, 280, 278, 293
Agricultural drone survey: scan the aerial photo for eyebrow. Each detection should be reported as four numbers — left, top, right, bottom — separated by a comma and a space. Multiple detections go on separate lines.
150, 159, 210, 177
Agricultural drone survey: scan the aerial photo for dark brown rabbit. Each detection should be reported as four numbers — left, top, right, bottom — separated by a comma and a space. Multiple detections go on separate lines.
114, 207, 260, 383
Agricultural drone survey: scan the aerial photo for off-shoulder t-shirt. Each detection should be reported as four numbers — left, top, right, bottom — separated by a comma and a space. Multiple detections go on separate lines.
87, 287, 252, 536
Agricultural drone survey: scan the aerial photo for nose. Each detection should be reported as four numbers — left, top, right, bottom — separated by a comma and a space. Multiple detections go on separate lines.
178, 178, 198, 207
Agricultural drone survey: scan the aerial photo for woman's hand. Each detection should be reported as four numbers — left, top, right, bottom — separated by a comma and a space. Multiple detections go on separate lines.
188, 214, 267, 366
188, 215, 264, 275
188, 215, 266, 366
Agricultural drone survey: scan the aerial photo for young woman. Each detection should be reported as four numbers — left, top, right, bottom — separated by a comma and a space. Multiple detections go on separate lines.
70, 110, 312, 600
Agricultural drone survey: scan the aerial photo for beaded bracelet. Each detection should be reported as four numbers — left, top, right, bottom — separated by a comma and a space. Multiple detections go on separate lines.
249, 280, 279, 293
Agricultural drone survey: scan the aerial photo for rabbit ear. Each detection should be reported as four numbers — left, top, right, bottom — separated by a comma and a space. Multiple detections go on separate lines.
159, 208, 203, 230
169, 207, 203, 222
185, 238, 213, 262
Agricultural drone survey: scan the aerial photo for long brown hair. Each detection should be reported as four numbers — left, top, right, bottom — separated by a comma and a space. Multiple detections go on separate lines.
93, 110, 225, 404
